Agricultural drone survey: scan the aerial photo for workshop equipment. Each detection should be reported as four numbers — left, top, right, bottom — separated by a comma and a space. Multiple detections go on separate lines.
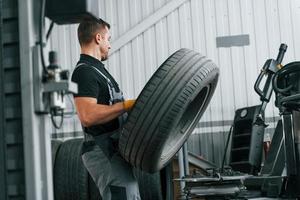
229, 105, 264, 175
177, 44, 300, 199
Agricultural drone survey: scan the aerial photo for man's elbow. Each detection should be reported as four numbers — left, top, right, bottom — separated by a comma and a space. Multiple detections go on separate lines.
79, 114, 94, 127
81, 119, 91, 127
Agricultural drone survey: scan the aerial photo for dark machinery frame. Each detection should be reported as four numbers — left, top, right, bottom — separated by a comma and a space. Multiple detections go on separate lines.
177, 44, 300, 200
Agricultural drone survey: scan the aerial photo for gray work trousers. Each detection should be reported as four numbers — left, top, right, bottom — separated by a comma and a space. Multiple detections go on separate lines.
81, 133, 140, 200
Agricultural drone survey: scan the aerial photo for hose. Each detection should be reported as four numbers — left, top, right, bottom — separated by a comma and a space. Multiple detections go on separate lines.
46, 21, 55, 41
39, 0, 49, 76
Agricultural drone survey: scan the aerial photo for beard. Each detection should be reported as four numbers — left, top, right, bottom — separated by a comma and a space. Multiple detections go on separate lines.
100, 49, 109, 61
101, 55, 108, 61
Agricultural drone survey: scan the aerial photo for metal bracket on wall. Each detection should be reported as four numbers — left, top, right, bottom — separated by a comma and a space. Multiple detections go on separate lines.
32, 45, 77, 114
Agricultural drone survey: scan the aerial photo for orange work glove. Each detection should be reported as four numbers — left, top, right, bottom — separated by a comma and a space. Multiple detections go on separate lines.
123, 99, 136, 111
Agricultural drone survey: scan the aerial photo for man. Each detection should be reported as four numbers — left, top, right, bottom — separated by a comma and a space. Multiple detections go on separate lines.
71, 17, 140, 200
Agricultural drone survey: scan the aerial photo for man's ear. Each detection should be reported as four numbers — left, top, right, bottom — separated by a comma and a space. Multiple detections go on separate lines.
95, 33, 101, 45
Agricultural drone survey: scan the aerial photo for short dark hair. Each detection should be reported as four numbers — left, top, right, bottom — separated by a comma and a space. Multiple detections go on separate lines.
77, 18, 110, 46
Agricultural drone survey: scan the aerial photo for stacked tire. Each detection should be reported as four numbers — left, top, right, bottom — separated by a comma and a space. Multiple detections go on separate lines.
51, 139, 168, 200
52, 139, 91, 200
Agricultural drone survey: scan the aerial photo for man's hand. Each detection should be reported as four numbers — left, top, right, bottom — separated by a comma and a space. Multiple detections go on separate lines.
123, 99, 136, 111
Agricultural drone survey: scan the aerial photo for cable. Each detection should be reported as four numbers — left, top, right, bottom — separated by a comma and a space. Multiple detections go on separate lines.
220, 125, 233, 173
46, 21, 54, 41
39, 0, 65, 129
50, 109, 64, 129
63, 94, 77, 118
39, 0, 49, 76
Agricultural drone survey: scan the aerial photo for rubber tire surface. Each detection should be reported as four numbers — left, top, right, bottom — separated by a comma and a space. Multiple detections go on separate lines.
134, 169, 163, 200
54, 138, 89, 200
119, 48, 219, 172
51, 140, 63, 169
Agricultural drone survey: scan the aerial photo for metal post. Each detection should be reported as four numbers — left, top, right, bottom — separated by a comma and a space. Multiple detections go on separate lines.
178, 147, 186, 191
18, 0, 54, 199
292, 111, 300, 196
183, 142, 190, 176
161, 163, 174, 200
282, 112, 297, 176
178, 142, 190, 199
0, 0, 8, 199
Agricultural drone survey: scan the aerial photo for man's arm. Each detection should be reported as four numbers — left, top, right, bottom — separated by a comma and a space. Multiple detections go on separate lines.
74, 97, 125, 127
74, 97, 136, 127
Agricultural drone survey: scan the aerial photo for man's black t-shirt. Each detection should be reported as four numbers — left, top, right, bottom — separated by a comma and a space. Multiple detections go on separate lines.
71, 54, 120, 136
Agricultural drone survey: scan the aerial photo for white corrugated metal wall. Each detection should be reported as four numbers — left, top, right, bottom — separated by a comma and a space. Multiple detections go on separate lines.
47, 0, 300, 166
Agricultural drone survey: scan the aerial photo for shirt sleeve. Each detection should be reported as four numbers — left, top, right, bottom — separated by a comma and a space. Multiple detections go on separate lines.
71, 66, 99, 98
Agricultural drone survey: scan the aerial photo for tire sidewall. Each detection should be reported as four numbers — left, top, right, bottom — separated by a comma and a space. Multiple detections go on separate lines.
153, 67, 219, 170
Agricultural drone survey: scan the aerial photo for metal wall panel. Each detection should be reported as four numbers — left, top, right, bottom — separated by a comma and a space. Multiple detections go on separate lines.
0, 0, 25, 199
0, 0, 8, 198
48, 0, 300, 166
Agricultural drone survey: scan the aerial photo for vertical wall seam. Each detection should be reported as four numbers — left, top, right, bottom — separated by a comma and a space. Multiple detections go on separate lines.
165, 15, 170, 56
288, 0, 296, 59
189, 0, 195, 50
201, 0, 213, 140
276, 0, 282, 44
238, 0, 249, 107
212, 0, 225, 128
264, 0, 276, 119
201, 0, 207, 56
263, 0, 271, 57
250, 0, 260, 74
226, 0, 237, 111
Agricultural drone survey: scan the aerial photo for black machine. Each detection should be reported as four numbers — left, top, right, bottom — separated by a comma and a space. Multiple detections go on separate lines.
246, 44, 300, 198
229, 105, 264, 175
178, 44, 300, 199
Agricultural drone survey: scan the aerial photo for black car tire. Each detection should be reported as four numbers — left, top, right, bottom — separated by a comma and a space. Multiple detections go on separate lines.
53, 139, 89, 200
51, 139, 63, 169
119, 48, 219, 172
